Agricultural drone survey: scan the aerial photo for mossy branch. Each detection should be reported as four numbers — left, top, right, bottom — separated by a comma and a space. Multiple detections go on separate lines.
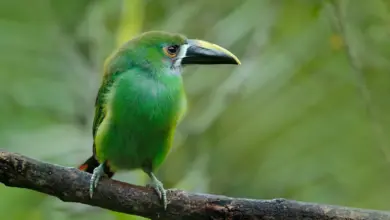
0, 150, 389, 220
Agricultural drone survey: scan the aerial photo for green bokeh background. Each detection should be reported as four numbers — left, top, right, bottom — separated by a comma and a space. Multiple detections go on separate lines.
1, 0, 390, 219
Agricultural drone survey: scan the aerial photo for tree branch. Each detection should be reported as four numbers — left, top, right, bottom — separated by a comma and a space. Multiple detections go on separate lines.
0, 150, 389, 220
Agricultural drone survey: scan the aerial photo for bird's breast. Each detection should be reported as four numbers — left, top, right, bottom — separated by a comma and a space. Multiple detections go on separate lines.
109, 73, 186, 131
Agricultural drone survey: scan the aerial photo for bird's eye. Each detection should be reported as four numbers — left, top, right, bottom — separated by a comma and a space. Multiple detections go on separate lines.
163, 45, 180, 58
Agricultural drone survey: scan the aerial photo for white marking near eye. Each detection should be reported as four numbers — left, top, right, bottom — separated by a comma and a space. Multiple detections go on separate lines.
174, 44, 189, 68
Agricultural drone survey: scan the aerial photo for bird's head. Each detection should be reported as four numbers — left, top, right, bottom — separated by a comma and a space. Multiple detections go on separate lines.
107, 31, 240, 75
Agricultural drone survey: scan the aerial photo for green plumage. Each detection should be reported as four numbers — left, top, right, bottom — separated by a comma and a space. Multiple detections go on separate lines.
79, 30, 240, 209
94, 32, 187, 172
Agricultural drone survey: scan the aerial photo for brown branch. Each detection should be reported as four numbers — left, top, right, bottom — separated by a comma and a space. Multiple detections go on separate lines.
0, 150, 389, 220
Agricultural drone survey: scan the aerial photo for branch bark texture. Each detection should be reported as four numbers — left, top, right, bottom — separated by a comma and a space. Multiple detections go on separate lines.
0, 150, 389, 220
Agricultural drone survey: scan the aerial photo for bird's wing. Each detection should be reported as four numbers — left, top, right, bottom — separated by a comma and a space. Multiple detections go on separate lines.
92, 66, 120, 156
92, 84, 106, 138
91, 47, 125, 155
91, 76, 109, 156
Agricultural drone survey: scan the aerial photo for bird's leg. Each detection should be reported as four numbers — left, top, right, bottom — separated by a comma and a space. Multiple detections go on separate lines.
89, 161, 106, 198
146, 171, 167, 209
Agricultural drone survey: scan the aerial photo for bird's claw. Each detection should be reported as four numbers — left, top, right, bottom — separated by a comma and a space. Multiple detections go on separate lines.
147, 175, 167, 209
89, 163, 105, 198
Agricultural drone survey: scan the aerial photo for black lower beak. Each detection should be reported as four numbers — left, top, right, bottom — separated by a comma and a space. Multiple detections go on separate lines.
181, 39, 241, 65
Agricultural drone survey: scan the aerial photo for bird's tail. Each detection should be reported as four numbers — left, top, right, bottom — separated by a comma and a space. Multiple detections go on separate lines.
78, 156, 100, 174
78, 156, 115, 178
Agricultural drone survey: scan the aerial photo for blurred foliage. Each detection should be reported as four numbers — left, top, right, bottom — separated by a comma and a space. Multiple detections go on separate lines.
1, 0, 390, 219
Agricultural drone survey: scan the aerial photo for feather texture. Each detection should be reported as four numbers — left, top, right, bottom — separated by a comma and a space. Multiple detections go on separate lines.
88, 31, 188, 174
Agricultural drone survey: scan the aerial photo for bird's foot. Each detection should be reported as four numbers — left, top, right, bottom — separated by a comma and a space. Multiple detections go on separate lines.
90, 163, 105, 198
147, 173, 167, 210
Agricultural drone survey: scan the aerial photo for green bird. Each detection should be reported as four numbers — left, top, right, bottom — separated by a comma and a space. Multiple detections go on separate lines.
78, 31, 240, 209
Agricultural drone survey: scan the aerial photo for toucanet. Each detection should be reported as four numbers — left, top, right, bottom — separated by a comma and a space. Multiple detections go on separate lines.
78, 31, 240, 209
